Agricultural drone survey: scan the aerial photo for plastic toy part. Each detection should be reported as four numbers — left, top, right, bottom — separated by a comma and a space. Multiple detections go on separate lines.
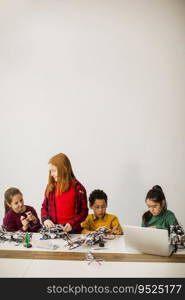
85, 251, 104, 265
169, 225, 185, 249
33, 240, 59, 250
24, 231, 32, 248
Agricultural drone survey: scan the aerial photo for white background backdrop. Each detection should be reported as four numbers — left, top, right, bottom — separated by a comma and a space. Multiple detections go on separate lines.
0, 0, 185, 228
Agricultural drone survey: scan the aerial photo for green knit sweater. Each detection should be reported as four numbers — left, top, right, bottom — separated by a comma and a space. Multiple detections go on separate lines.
142, 209, 178, 230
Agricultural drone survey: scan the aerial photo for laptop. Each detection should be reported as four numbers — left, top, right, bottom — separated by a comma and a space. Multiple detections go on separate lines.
124, 225, 175, 256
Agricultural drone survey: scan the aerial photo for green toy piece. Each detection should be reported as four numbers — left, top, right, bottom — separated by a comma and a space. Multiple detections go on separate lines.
24, 231, 32, 248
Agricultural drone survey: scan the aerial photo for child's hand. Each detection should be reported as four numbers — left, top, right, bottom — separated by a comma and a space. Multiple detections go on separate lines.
96, 227, 110, 232
86, 230, 95, 235
110, 226, 122, 235
26, 211, 37, 224
81, 229, 95, 235
20, 216, 29, 231
43, 219, 55, 228
63, 223, 72, 232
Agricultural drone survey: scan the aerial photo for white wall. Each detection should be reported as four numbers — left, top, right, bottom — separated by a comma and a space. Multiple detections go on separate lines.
0, 0, 185, 228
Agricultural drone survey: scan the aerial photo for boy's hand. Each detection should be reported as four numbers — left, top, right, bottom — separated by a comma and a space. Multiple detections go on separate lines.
84, 230, 96, 235
26, 211, 37, 224
63, 223, 72, 232
81, 229, 94, 235
110, 226, 122, 235
96, 226, 110, 232
20, 216, 29, 231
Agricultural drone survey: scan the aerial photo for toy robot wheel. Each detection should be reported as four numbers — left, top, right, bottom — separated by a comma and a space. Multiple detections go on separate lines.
99, 241, 105, 247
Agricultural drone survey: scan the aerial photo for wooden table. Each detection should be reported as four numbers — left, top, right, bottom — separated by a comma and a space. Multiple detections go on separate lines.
0, 234, 185, 262
0, 234, 185, 277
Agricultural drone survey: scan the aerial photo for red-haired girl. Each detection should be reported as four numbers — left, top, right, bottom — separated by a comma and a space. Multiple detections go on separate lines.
41, 153, 88, 233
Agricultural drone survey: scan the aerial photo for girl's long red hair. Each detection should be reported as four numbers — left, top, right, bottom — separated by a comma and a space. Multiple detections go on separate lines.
46, 153, 75, 195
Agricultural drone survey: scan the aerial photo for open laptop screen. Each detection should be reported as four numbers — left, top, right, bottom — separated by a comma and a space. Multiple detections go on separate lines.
124, 225, 174, 256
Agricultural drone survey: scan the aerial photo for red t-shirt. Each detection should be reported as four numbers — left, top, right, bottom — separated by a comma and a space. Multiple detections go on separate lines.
55, 184, 76, 224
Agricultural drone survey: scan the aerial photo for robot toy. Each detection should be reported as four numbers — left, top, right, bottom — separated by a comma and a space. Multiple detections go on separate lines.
39, 224, 70, 241
169, 225, 185, 249
65, 226, 114, 250
0, 226, 32, 245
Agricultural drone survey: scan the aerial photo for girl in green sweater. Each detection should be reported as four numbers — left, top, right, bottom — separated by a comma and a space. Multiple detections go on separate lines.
142, 185, 178, 230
